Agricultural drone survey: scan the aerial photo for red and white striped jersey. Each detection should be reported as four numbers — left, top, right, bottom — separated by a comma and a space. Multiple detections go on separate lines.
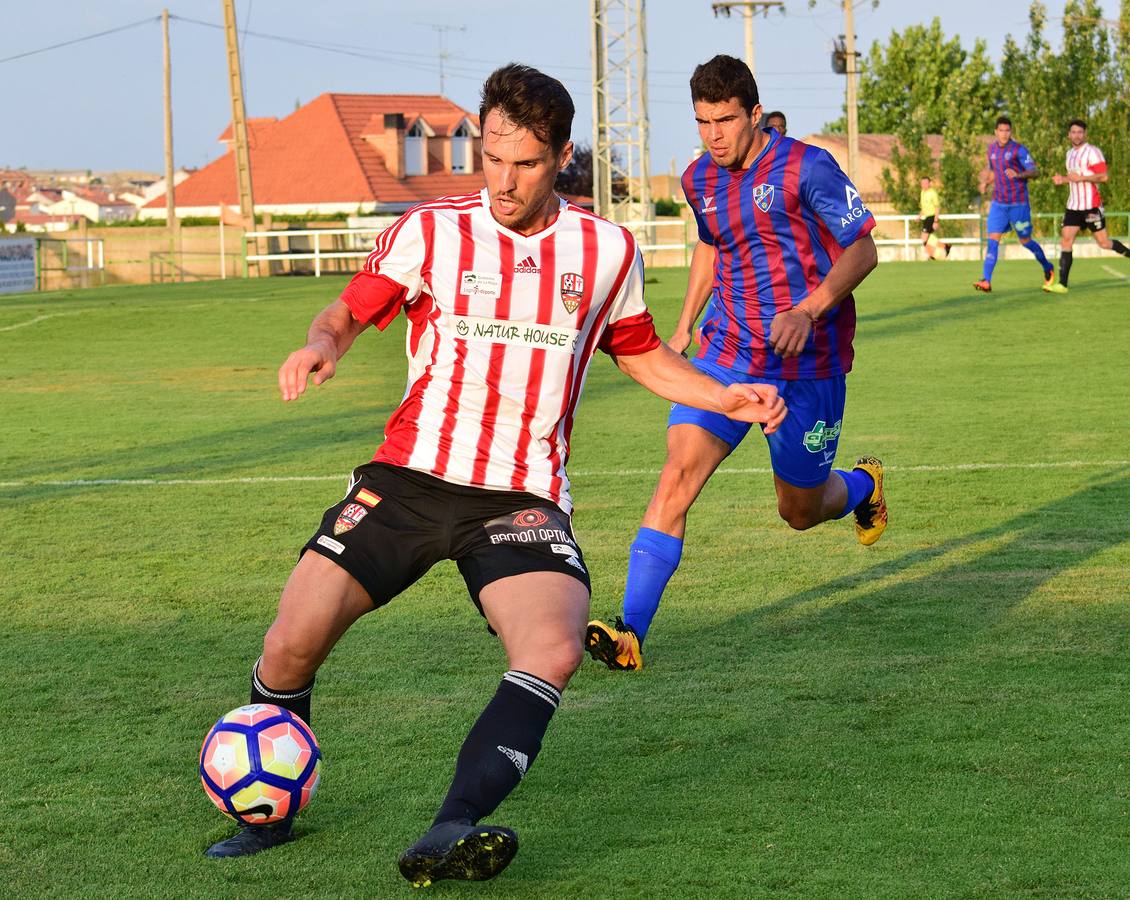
339, 188, 660, 514
1065, 142, 1107, 210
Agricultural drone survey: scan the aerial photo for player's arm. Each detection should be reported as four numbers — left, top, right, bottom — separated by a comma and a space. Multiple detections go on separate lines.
1067, 168, 1108, 184
668, 240, 715, 354
613, 344, 786, 431
768, 234, 877, 358
1007, 165, 1039, 180
278, 299, 368, 401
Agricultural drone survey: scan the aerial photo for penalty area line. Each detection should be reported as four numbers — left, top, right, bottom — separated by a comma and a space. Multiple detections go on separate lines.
1101, 265, 1128, 281
2, 459, 1129, 489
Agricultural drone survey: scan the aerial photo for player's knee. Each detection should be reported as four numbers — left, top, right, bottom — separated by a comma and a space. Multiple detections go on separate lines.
261, 624, 321, 684
1097, 236, 1112, 249
777, 500, 821, 531
518, 639, 583, 689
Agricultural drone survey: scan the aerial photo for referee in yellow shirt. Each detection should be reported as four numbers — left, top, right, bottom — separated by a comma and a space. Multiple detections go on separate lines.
919, 176, 951, 259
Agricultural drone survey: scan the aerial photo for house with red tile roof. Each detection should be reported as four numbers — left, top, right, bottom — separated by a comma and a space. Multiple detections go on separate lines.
141, 93, 485, 220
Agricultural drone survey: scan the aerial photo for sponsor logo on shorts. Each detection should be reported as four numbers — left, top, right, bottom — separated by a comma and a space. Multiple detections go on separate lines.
354, 488, 381, 508
488, 526, 577, 547
316, 535, 345, 555
333, 502, 367, 536
803, 419, 842, 453
565, 555, 587, 573
551, 543, 577, 556
514, 509, 549, 527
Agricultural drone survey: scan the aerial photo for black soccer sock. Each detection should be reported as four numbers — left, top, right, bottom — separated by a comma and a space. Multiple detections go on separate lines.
1111, 239, 1130, 259
1059, 249, 1073, 286
433, 671, 560, 826
250, 656, 315, 726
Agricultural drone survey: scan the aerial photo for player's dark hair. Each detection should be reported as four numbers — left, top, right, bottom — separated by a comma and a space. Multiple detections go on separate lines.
479, 64, 574, 153
1067, 118, 1087, 131
995, 115, 1012, 128
765, 110, 786, 126
922, 175, 931, 183
690, 54, 759, 113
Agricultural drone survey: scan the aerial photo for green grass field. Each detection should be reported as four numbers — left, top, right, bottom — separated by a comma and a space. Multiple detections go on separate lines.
3, 257, 1129, 898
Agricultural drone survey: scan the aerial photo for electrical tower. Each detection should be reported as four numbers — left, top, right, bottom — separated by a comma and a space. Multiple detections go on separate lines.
590, 0, 651, 223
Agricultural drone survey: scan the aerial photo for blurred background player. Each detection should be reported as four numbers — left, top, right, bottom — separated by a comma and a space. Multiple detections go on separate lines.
974, 116, 1055, 293
919, 176, 950, 259
586, 56, 884, 672
763, 109, 787, 136
1045, 118, 1130, 294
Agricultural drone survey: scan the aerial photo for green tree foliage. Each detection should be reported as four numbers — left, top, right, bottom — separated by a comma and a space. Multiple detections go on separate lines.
826, 18, 998, 215
999, 0, 1129, 217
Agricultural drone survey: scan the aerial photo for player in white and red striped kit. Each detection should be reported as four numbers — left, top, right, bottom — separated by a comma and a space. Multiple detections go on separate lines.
204, 64, 786, 884
1046, 119, 1130, 294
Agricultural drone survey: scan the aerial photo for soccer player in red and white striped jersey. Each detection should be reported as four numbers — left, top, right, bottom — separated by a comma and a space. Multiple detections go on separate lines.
1047, 119, 1130, 293
205, 64, 786, 883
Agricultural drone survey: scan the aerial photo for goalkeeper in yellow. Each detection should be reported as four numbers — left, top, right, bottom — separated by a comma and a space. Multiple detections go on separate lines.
919, 177, 951, 259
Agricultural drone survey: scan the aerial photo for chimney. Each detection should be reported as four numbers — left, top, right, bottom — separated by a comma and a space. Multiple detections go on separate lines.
380, 113, 406, 180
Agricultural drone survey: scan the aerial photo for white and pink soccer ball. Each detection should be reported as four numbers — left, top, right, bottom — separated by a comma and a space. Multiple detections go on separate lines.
199, 704, 321, 824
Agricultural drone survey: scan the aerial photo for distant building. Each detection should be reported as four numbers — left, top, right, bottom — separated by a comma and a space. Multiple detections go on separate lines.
39, 188, 136, 223
800, 133, 944, 205
142, 93, 485, 220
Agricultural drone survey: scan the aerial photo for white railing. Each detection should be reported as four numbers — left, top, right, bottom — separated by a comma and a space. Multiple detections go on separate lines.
244, 228, 386, 277
619, 219, 691, 265
871, 213, 982, 261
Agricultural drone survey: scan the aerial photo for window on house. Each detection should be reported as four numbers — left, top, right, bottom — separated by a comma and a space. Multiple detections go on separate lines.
405, 121, 426, 176
451, 122, 472, 173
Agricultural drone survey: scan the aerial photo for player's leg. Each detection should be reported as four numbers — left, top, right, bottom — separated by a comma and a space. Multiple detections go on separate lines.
765, 377, 886, 544
1053, 222, 1079, 292
1014, 208, 1055, 286
400, 536, 590, 886
975, 205, 1006, 291
1091, 209, 1130, 258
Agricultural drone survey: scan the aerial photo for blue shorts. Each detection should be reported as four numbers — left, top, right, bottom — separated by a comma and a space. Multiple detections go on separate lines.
987, 202, 1033, 238
668, 358, 847, 488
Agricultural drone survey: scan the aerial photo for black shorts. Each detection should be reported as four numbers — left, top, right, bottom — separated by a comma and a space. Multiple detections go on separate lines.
1063, 207, 1105, 232
921, 215, 936, 234
302, 462, 590, 610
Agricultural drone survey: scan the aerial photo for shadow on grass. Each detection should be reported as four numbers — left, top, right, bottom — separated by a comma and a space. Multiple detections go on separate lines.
715, 468, 1130, 645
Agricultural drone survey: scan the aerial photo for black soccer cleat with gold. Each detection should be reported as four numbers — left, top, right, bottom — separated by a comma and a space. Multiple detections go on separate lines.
204, 819, 294, 858
398, 820, 518, 888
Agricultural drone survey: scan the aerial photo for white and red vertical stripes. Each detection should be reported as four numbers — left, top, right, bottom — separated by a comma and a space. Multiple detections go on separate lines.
1065, 143, 1106, 211
342, 188, 658, 514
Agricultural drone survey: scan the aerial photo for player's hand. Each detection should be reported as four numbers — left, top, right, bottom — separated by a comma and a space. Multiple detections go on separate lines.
278, 342, 338, 401
1067, 171, 1083, 183
768, 307, 814, 358
666, 327, 693, 356
719, 382, 786, 433
1052, 173, 1067, 186
1004, 167, 1019, 179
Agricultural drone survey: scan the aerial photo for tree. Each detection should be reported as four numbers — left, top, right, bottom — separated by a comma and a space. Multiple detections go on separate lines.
828, 18, 999, 214
555, 143, 593, 197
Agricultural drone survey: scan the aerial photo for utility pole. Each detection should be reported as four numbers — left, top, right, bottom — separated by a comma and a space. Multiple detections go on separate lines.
162, 9, 177, 238
844, 0, 860, 184
711, 1, 783, 79
222, 0, 255, 231
417, 22, 466, 94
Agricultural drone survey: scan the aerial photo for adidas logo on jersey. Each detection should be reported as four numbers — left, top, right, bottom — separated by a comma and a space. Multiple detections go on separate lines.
514, 255, 540, 274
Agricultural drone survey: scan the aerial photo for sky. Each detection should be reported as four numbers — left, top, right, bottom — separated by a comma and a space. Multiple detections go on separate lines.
0, 1, 1106, 177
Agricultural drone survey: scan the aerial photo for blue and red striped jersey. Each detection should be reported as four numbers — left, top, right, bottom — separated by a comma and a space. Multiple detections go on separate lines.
987, 140, 1036, 204
683, 131, 875, 379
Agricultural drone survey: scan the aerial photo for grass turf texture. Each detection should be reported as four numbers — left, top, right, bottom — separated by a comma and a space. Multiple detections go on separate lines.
2, 258, 1129, 898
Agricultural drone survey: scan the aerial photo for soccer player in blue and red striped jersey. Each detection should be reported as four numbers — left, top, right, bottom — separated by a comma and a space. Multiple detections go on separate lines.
973, 116, 1055, 293
586, 55, 886, 671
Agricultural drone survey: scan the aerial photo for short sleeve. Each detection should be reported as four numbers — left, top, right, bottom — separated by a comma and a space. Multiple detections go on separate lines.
341, 210, 428, 329
1089, 146, 1107, 173
683, 177, 715, 246
599, 246, 661, 356
1017, 144, 1037, 172
799, 148, 876, 248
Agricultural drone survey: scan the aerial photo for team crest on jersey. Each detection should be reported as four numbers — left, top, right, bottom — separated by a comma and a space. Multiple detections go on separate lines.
560, 272, 584, 313
333, 502, 368, 536
752, 183, 775, 213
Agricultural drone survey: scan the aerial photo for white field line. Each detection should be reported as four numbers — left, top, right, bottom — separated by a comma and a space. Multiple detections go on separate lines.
1101, 264, 1129, 281
0, 295, 271, 334
0, 312, 76, 332
2, 459, 1128, 489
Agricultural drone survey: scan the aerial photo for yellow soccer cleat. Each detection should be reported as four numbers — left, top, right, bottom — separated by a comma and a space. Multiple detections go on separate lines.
1043, 281, 1068, 294
1042, 267, 1057, 290
852, 457, 887, 547
585, 617, 642, 671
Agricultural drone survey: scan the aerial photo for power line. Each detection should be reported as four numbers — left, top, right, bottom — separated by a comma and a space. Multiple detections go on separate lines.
0, 16, 157, 65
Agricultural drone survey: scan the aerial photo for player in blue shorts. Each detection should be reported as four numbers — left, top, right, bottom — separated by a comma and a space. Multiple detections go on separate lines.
586, 55, 886, 671
973, 116, 1055, 293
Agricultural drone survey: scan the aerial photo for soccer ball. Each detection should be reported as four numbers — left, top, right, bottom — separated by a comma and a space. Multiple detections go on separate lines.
199, 704, 322, 824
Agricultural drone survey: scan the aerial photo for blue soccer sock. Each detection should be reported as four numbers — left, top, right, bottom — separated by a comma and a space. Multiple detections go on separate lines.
834, 467, 875, 519
621, 527, 683, 644
1022, 238, 1052, 271
982, 238, 999, 282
